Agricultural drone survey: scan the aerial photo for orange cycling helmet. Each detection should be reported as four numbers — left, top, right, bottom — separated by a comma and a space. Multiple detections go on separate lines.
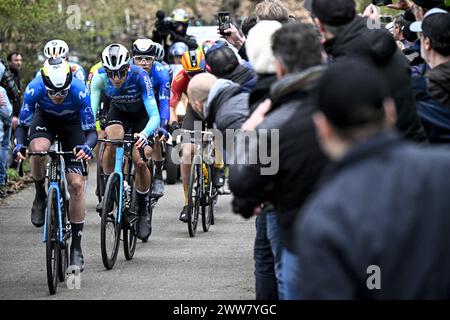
181, 48, 206, 74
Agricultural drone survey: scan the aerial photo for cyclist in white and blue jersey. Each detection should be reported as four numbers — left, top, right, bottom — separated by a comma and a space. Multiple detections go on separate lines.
13, 58, 97, 272
90, 44, 160, 241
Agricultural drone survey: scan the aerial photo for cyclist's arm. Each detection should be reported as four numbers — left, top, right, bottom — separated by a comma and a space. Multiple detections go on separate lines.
15, 80, 42, 145
139, 73, 160, 137
77, 83, 97, 149
90, 72, 105, 119
156, 65, 171, 129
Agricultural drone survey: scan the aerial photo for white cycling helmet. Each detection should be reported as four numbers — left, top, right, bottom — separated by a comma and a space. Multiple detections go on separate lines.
44, 39, 69, 59
132, 39, 165, 60
41, 58, 72, 91
101, 43, 130, 71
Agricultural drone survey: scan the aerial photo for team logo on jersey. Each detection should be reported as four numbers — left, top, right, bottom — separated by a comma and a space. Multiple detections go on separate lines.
79, 88, 88, 99
25, 87, 35, 96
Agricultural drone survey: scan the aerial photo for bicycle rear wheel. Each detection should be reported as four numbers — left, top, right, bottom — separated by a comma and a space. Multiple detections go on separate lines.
100, 174, 121, 270
46, 188, 60, 295
202, 165, 213, 232
187, 162, 201, 237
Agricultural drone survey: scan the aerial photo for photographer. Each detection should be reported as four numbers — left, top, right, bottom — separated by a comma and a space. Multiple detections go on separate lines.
152, 9, 197, 62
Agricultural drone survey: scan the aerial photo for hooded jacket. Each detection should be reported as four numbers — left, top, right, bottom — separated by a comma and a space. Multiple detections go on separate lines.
428, 61, 450, 108
230, 66, 328, 251
325, 16, 427, 143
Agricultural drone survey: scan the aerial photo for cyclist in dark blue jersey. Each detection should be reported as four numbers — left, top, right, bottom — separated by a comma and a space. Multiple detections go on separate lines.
13, 58, 97, 271
132, 38, 171, 198
90, 44, 160, 240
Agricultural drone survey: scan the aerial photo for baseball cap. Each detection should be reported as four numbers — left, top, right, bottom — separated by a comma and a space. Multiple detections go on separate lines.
312, 0, 356, 26
316, 58, 390, 128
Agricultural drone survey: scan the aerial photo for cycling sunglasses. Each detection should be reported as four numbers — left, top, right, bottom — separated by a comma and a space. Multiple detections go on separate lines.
133, 55, 155, 63
47, 88, 70, 98
105, 66, 129, 80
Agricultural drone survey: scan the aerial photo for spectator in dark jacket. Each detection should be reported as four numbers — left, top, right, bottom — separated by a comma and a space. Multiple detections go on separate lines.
410, 9, 450, 107
205, 44, 256, 93
312, 0, 427, 142
187, 73, 249, 135
6, 52, 22, 118
294, 58, 450, 299
246, 20, 284, 300
0, 59, 20, 115
229, 22, 328, 300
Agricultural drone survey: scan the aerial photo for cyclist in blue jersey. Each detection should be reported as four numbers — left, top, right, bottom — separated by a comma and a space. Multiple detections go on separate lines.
13, 58, 97, 271
35, 40, 86, 82
132, 38, 171, 198
90, 44, 160, 240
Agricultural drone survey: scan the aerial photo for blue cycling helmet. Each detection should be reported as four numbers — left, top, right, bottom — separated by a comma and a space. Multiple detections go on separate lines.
169, 42, 189, 57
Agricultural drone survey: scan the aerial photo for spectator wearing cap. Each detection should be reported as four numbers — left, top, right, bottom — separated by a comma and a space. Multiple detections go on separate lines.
293, 58, 450, 299
205, 44, 256, 93
312, 0, 427, 143
230, 22, 328, 300
411, 8, 450, 106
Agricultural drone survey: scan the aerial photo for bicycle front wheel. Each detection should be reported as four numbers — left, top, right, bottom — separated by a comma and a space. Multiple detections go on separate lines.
100, 174, 121, 270
187, 162, 201, 237
46, 188, 61, 295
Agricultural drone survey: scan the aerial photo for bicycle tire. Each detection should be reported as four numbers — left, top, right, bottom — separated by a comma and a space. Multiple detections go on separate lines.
58, 190, 69, 282
100, 174, 121, 270
202, 165, 213, 232
123, 179, 137, 260
46, 188, 60, 295
165, 144, 179, 185
96, 142, 106, 203
187, 161, 201, 237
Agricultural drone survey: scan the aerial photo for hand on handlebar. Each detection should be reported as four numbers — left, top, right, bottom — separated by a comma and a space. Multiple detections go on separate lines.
156, 127, 170, 142
74, 144, 93, 161
13, 144, 26, 161
134, 132, 148, 150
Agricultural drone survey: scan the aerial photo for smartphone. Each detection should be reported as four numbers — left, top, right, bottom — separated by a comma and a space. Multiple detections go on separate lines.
218, 11, 231, 35
371, 0, 392, 5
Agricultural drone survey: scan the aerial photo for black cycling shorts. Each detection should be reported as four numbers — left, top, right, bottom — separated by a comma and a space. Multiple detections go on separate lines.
106, 106, 149, 134
28, 109, 85, 175
181, 104, 205, 144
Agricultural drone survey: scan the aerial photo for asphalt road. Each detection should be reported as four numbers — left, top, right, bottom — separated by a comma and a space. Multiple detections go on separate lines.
0, 166, 256, 300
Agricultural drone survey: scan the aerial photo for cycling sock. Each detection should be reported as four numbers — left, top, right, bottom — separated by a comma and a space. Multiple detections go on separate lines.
137, 189, 149, 215
34, 179, 46, 198
70, 221, 85, 250
153, 160, 164, 180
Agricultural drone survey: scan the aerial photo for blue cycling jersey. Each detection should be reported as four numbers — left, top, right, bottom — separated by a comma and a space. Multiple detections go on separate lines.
19, 77, 95, 131
90, 64, 160, 137
150, 61, 171, 129
35, 61, 86, 83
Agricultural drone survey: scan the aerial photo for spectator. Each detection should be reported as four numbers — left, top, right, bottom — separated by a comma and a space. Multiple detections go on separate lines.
0, 85, 12, 198
312, 0, 427, 143
241, 16, 258, 37
186, 73, 249, 136
221, 0, 291, 61
245, 20, 285, 300
7, 52, 22, 120
205, 44, 256, 92
294, 58, 450, 299
0, 58, 19, 116
229, 22, 328, 300
411, 9, 450, 107
393, 14, 411, 49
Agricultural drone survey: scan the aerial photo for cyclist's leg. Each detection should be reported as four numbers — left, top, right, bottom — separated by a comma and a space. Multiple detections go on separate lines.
151, 139, 165, 198
131, 109, 152, 240
61, 119, 88, 271
103, 106, 126, 175
179, 105, 198, 222
28, 111, 55, 227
